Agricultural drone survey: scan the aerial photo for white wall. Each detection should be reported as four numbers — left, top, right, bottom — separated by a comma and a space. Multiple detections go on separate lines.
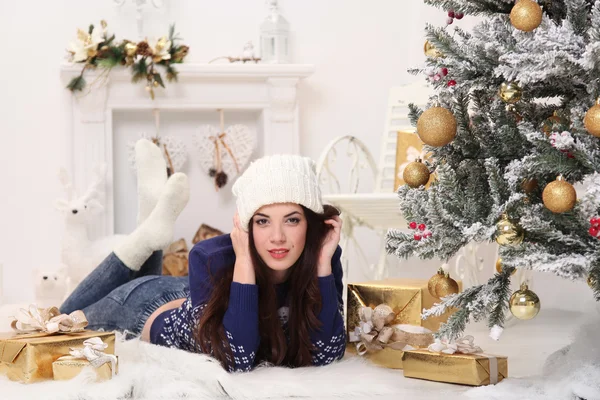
0, 0, 594, 313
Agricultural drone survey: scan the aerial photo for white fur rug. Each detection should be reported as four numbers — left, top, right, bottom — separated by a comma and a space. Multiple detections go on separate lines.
0, 334, 464, 400
0, 304, 596, 400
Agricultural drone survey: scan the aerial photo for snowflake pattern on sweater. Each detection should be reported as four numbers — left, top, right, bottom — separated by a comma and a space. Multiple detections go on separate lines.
150, 234, 346, 372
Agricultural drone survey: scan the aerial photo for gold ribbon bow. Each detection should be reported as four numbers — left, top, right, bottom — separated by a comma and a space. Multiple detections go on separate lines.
349, 304, 434, 356
69, 337, 118, 377
11, 305, 88, 335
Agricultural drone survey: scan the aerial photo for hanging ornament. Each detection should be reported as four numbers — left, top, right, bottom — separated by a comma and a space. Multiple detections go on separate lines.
434, 273, 460, 298
521, 178, 538, 194
495, 213, 524, 246
127, 109, 187, 176
424, 40, 444, 58
403, 159, 431, 188
584, 99, 600, 137
509, 283, 540, 320
510, 0, 543, 32
194, 109, 257, 190
498, 81, 523, 104
416, 106, 457, 147
542, 176, 577, 213
495, 258, 517, 275
542, 111, 563, 136
427, 268, 446, 297
587, 274, 597, 288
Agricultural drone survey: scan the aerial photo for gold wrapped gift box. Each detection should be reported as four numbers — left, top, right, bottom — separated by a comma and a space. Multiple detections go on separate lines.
0, 331, 115, 383
402, 350, 508, 386
346, 279, 461, 369
53, 355, 118, 382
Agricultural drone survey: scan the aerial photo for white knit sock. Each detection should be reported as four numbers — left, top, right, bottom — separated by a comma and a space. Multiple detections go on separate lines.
115, 172, 190, 271
135, 139, 168, 226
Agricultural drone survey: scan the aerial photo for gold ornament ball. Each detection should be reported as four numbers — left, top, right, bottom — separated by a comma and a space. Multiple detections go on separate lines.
510, 0, 543, 32
499, 82, 523, 104
495, 258, 517, 275
588, 275, 597, 289
509, 283, 540, 320
495, 214, 524, 246
435, 273, 460, 298
424, 40, 444, 58
403, 160, 431, 188
521, 178, 538, 194
428, 269, 446, 298
417, 107, 457, 147
584, 102, 600, 137
542, 177, 577, 213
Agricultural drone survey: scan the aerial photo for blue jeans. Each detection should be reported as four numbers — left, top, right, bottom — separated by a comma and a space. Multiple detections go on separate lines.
60, 251, 189, 338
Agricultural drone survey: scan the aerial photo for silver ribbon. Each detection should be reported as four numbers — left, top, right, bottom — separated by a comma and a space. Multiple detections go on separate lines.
426, 335, 499, 385
70, 337, 118, 377
11, 304, 88, 334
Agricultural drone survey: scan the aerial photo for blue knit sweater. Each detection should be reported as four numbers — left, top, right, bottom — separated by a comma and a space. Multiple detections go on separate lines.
149, 234, 346, 372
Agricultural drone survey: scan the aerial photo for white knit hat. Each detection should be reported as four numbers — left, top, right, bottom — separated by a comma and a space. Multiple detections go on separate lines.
232, 154, 324, 230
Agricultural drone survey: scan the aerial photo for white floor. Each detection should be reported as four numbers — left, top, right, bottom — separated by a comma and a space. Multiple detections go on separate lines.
0, 304, 586, 399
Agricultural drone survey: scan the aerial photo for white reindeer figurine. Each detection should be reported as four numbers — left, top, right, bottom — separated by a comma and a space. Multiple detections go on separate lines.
55, 165, 126, 297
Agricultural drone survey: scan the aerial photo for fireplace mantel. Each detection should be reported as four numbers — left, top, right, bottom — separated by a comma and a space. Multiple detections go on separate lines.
60, 63, 315, 236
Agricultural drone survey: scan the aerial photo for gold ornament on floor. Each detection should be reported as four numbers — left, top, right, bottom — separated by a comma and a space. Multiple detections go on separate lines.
424, 40, 444, 58
542, 176, 577, 213
403, 159, 431, 188
427, 268, 446, 298
509, 283, 540, 320
416, 106, 457, 147
495, 258, 517, 275
510, 0, 543, 32
499, 82, 523, 104
584, 99, 600, 137
495, 214, 524, 246
434, 272, 460, 298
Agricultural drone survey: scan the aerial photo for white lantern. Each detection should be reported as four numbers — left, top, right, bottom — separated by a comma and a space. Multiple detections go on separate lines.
260, 0, 290, 63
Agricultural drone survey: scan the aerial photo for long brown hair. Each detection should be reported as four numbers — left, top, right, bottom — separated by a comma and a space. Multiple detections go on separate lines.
194, 204, 340, 370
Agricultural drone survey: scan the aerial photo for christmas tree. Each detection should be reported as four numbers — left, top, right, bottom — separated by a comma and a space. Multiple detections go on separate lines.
386, 0, 600, 340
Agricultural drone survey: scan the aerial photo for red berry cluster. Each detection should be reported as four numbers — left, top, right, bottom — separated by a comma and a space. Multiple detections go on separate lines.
590, 217, 600, 238
426, 67, 456, 88
446, 10, 464, 25
409, 221, 432, 241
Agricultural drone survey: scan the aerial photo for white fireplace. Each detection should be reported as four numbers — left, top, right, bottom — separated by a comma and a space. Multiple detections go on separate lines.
60, 63, 314, 239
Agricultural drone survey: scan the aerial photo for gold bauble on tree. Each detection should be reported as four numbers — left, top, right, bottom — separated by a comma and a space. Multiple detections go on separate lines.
416, 107, 457, 147
427, 268, 446, 298
584, 99, 600, 137
495, 258, 517, 275
510, 0, 543, 32
495, 214, 524, 246
435, 272, 460, 298
499, 81, 523, 104
424, 40, 444, 58
403, 159, 431, 188
588, 274, 597, 289
509, 283, 540, 320
542, 176, 577, 213
521, 178, 538, 194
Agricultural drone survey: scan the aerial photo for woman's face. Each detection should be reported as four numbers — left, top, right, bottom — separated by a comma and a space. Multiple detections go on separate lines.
251, 203, 307, 282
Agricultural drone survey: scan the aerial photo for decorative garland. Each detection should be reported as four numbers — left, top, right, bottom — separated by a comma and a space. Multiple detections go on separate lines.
66, 21, 189, 99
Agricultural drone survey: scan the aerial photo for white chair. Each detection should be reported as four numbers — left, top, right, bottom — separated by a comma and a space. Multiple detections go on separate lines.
316, 82, 432, 303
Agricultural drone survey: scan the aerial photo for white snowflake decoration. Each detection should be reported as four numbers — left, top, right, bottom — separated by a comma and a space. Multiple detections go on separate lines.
193, 124, 257, 182
127, 133, 187, 174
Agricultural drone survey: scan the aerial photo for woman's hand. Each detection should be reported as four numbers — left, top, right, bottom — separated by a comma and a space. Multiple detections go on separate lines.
231, 212, 255, 284
317, 215, 342, 277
